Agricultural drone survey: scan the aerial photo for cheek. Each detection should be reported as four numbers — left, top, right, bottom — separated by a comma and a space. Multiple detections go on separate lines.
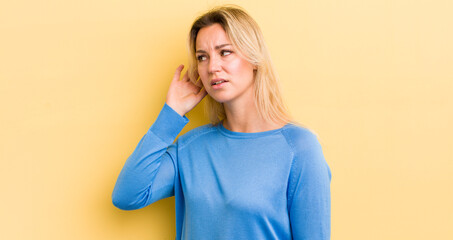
230, 59, 255, 83
198, 63, 207, 76
230, 58, 253, 74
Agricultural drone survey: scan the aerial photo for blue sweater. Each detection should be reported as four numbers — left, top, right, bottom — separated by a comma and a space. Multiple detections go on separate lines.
112, 104, 331, 240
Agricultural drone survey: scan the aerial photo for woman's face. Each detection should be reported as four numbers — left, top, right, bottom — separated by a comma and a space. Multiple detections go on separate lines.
196, 23, 256, 105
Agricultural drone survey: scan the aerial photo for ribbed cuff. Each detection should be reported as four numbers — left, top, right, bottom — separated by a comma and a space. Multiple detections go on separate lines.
149, 103, 189, 145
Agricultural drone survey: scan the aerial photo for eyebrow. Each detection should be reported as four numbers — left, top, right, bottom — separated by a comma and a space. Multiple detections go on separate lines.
196, 44, 232, 53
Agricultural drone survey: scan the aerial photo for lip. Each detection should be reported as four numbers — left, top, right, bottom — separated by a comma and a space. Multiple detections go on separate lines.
210, 78, 228, 86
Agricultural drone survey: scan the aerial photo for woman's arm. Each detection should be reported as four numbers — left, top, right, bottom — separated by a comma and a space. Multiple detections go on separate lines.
111, 103, 188, 210
112, 65, 206, 210
287, 130, 332, 239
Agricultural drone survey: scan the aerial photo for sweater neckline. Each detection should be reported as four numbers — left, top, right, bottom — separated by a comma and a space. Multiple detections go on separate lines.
216, 121, 291, 139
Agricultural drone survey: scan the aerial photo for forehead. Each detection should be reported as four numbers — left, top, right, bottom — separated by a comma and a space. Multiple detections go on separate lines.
196, 23, 231, 50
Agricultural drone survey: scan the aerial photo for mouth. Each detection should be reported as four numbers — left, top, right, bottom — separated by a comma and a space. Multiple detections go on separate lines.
211, 78, 228, 86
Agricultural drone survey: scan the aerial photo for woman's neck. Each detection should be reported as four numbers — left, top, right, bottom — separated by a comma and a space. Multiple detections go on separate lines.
222, 100, 285, 133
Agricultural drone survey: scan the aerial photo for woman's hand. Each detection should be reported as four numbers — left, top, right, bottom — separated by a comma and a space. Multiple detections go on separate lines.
165, 65, 207, 116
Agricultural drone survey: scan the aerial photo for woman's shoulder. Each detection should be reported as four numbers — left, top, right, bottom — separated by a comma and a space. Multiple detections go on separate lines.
281, 122, 324, 153
283, 123, 330, 177
177, 123, 218, 147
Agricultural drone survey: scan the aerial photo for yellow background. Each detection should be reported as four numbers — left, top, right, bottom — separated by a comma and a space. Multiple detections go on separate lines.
1, 0, 452, 239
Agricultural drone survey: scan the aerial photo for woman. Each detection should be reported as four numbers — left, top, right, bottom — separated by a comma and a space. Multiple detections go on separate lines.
112, 5, 331, 240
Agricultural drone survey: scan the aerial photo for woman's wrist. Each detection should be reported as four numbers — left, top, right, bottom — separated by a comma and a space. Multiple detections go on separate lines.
165, 101, 186, 117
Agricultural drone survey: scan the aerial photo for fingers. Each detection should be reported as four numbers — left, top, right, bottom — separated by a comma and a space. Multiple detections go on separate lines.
172, 64, 184, 82
173, 65, 193, 83
182, 70, 190, 82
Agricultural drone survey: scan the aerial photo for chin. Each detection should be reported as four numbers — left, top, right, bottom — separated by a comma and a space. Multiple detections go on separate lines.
208, 93, 231, 104
209, 96, 228, 104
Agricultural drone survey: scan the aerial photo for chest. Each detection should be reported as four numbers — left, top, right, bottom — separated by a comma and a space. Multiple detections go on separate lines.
178, 137, 293, 216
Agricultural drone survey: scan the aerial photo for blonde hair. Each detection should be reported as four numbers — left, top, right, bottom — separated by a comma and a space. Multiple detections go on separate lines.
187, 5, 292, 125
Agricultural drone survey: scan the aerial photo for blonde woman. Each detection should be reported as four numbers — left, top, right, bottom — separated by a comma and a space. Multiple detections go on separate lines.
112, 5, 331, 240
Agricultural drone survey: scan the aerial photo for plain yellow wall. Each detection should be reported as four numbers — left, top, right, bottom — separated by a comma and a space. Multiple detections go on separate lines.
1, 0, 452, 239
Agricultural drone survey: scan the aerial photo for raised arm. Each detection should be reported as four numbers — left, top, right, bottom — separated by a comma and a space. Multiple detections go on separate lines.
112, 65, 207, 210
112, 103, 188, 210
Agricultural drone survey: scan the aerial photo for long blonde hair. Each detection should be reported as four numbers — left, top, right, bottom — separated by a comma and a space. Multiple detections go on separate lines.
187, 5, 292, 125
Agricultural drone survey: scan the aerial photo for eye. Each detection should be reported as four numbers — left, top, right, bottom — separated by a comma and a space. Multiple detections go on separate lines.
221, 50, 232, 56
197, 55, 207, 62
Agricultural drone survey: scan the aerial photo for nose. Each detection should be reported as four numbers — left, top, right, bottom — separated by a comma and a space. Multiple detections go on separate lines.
208, 55, 221, 74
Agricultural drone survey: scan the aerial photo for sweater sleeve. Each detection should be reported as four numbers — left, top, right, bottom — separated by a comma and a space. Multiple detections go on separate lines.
112, 103, 189, 210
286, 130, 332, 240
